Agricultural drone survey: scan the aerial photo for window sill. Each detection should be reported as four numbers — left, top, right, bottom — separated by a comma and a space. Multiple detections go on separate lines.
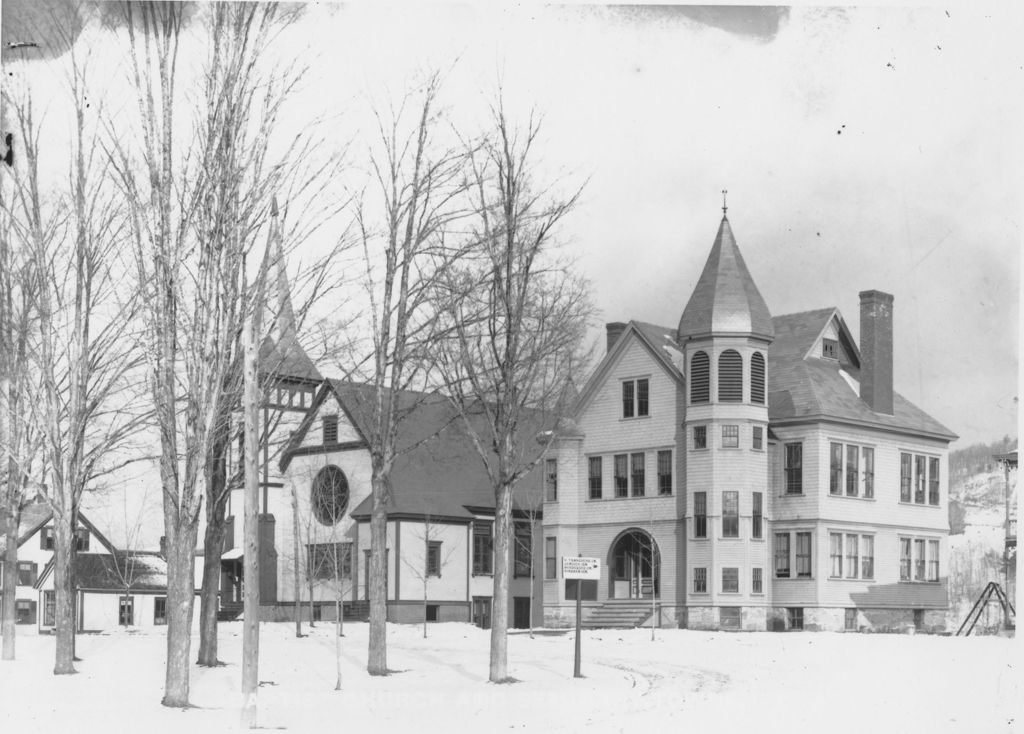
471, 572, 493, 578
619, 415, 651, 423
829, 494, 876, 502
720, 591, 741, 595
780, 492, 804, 498
828, 576, 876, 582
775, 576, 814, 581
691, 447, 709, 453
898, 501, 942, 509
690, 591, 710, 596
899, 580, 941, 585
718, 446, 741, 451
691, 536, 709, 541
718, 536, 742, 541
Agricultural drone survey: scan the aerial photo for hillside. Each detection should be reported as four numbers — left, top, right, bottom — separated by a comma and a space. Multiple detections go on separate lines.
947, 439, 1016, 632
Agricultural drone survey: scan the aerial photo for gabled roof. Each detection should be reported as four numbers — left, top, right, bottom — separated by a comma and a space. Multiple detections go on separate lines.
0, 503, 117, 555
37, 551, 170, 593
769, 311, 956, 440
287, 379, 544, 520
573, 320, 684, 419
677, 216, 774, 341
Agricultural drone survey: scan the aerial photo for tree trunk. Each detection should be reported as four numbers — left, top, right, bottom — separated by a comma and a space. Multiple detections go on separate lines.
334, 597, 342, 690
162, 522, 200, 707
308, 572, 315, 628
197, 512, 225, 666
367, 470, 388, 676
2, 506, 20, 660
240, 304, 260, 728
528, 521, 535, 640
198, 422, 230, 666
53, 515, 76, 675
489, 481, 513, 682
290, 483, 302, 638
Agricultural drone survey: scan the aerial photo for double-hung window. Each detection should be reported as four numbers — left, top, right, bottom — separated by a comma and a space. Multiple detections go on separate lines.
752, 492, 763, 539
657, 450, 672, 496
544, 537, 557, 579
631, 453, 645, 497
752, 567, 763, 594
829, 532, 875, 581
830, 442, 874, 498
774, 533, 791, 578
795, 532, 812, 578
622, 378, 649, 418
613, 454, 628, 498
426, 541, 442, 577
588, 456, 603, 500
784, 443, 802, 494
722, 567, 739, 593
899, 535, 940, 583
545, 458, 558, 501
693, 567, 707, 593
693, 425, 707, 450
693, 492, 707, 538
722, 425, 739, 449
752, 426, 763, 451
722, 491, 739, 538
473, 523, 493, 575
901, 452, 941, 506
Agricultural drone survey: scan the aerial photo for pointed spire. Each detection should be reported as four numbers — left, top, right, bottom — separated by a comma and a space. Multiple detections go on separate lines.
721, 188, 728, 217
268, 197, 297, 346
257, 196, 322, 383
677, 211, 774, 341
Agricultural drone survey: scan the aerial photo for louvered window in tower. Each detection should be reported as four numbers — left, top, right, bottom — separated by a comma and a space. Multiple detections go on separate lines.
718, 350, 743, 402
750, 352, 765, 404
690, 351, 710, 403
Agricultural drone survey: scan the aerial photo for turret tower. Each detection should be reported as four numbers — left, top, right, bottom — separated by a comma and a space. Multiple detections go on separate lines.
678, 202, 774, 630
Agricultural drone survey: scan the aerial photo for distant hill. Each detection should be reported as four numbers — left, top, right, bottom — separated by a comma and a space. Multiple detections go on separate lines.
947, 437, 1016, 632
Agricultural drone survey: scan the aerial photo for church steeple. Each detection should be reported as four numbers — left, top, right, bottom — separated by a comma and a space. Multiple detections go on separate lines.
258, 198, 322, 384
677, 210, 773, 342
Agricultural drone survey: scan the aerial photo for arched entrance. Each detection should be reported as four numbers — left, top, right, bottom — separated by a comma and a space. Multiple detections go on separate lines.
608, 529, 660, 600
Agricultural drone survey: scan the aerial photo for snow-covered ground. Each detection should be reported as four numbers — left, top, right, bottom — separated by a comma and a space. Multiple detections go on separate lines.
1, 622, 1018, 733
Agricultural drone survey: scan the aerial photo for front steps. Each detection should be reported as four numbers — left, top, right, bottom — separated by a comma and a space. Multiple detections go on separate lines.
582, 600, 656, 629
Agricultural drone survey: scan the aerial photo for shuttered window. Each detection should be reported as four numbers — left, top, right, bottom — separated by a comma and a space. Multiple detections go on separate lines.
750, 352, 765, 404
690, 351, 710, 403
718, 350, 743, 402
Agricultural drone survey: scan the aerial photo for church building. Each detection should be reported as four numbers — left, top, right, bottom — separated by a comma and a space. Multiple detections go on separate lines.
540, 208, 956, 632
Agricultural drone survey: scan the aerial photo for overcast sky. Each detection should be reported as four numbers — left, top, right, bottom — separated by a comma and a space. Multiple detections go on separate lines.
3, 2, 1021, 539
297, 2, 1020, 448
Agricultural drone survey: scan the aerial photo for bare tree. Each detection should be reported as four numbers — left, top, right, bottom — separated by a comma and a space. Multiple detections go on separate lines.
0, 132, 43, 663
400, 513, 457, 639
351, 71, 469, 675
432, 96, 592, 682
2, 20, 145, 675
191, 2, 346, 669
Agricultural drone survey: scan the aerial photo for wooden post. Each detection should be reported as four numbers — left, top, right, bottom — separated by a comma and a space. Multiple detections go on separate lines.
573, 579, 582, 678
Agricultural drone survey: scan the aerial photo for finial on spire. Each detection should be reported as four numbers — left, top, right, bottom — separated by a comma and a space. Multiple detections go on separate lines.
721, 189, 728, 216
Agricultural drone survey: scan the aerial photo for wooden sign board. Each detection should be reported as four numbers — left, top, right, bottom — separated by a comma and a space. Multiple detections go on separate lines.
562, 556, 601, 580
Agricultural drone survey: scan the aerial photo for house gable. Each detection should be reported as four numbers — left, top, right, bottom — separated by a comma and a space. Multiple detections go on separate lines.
573, 321, 684, 422
280, 381, 370, 470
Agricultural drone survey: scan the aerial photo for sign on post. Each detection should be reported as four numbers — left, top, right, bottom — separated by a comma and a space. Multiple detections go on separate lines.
562, 556, 601, 580
563, 556, 601, 678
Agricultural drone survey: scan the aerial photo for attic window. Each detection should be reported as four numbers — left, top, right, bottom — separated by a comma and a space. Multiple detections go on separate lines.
323, 415, 338, 444
822, 338, 839, 360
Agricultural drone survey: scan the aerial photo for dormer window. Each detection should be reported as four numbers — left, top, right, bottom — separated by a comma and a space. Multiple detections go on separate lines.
622, 378, 649, 418
822, 338, 839, 360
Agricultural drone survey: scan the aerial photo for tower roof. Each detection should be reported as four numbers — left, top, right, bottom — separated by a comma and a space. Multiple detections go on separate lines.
677, 215, 774, 341
257, 200, 322, 384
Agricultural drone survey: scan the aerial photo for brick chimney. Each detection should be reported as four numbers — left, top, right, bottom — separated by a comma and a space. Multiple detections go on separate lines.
605, 322, 627, 353
859, 290, 894, 415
